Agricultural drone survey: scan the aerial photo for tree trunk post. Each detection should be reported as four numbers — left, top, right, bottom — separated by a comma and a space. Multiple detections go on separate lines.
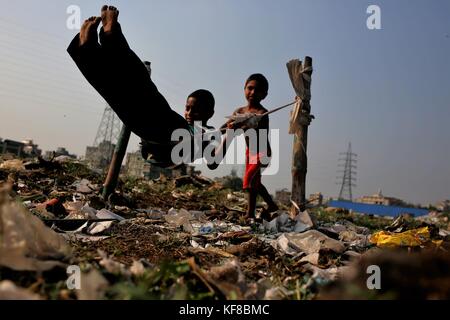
287, 56, 313, 216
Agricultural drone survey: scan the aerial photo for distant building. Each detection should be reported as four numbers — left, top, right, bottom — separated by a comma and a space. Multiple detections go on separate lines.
0, 138, 41, 158
1, 138, 24, 157
355, 189, 406, 206
85, 140, 115, 170
124, 151, 151, 178
124, 151, 196, 180
435, 200, 450, 212
308, 192, 323, 206
21, 139, 42, 157
44, 147, 77, 160
275, 188, 291, 206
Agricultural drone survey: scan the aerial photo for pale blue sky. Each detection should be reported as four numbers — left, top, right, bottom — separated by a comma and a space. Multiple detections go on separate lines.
0, 0, 449, 205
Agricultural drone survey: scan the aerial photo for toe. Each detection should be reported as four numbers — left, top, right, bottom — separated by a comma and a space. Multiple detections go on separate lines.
109, 6, 115, 11
101, 5, 108, 11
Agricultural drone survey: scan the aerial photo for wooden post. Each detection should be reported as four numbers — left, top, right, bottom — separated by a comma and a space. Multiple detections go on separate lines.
287, 57, 313, 216
102, 125, 131, 201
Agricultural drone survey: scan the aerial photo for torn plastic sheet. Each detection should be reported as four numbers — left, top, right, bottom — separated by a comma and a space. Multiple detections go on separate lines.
73, 209, 125, 235
262, 211, 314, 234
276, 230, 346, 256
71, 179, 97, 194
0, 280, 42, 300
0, 195, 71, 271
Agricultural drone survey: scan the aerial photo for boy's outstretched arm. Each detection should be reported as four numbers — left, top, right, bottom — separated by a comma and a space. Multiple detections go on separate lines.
206, 131, 234, 170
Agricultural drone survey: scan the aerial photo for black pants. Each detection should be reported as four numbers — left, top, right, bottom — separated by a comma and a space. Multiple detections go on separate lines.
67, 25, 189, 144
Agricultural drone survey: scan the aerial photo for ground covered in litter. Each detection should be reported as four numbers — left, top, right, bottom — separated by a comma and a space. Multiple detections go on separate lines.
1, 156, 450, 300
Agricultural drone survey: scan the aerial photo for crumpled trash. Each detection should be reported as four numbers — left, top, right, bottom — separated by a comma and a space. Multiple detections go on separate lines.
338, 230, 370, 248
225, 238, 260, 256
384, 214, 420, 233
130, 260, 150, 277
82, 209, 125, 235
64, 201, 98, 220
174, 175, 213, 188
98, 250, 129, 276
207, 259, 262, 299
136, 208, 166, 220
439, 229, 450, 238
189, 210, 208, 222
264, 286, 294, 300
171, 189, 194, 200
370, 226, 431, 247
190, 239, 202, 248
294, 210, 315, 232
62, 233, 111, 242
263, 211, 315, 234
0, 190, 71, 271
303, 263, 351, 283
199, 222, 215, 234
262, 213, 294, 233
218, 230, 252, 244
299, 252, 321, 265
0, 159, 25, 171
319, 221, 370, 241
276, 230, 346, 256
76, 268, 109, 300
71, 179, 97, 194
53, 155, 74, 163
0, 280, 41, 300
164, 208, 194, 233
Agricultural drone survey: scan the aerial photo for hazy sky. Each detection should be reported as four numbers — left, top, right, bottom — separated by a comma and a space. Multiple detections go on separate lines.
0, 0, 449, 205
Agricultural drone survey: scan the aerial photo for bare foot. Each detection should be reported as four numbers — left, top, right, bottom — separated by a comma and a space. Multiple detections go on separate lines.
258, 204, 278, 221
259, 209, 272, 221
266, 203, 279, 213
101, 5, 119, 33
79, 16, 101, 46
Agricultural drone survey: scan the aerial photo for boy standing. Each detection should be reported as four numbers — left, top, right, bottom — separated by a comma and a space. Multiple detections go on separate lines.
225, 74, 279, 221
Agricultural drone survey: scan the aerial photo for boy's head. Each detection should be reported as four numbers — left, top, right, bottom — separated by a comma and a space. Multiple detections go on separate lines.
245, 73, 268, 104
184, 89, 215, 125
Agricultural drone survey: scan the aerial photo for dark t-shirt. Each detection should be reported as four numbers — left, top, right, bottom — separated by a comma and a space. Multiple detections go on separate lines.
140, 123, 216, 167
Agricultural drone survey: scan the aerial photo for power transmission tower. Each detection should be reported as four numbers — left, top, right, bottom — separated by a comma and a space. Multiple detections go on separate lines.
90, 105, 123, 170
336, 142, 357, 201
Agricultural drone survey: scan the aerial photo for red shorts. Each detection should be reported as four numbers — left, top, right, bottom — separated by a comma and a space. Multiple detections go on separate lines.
243, 149, 265, 190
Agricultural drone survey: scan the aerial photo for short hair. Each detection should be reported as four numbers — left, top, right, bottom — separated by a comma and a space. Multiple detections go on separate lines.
245, 73, 269, 93
188, 89, 215, 115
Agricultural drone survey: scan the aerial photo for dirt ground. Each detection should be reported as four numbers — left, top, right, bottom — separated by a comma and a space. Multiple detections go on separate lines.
1, 156, 449, 300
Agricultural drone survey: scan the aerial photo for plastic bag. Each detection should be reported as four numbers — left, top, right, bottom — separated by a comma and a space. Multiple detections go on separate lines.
370, 227, 430, 247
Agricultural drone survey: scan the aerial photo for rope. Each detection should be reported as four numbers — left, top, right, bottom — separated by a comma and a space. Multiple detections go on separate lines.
196, 100, 300, 138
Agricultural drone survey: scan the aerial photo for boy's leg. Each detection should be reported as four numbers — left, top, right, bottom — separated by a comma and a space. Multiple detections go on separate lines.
246, 189, 258, 219
67, 16, 143, 135
258, 184, 279, 211
67, 17, 116, 104
97, 6, 188, 143
68, 6, 189, 145
258, 184, 279, 221
243, 149, 262, 219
